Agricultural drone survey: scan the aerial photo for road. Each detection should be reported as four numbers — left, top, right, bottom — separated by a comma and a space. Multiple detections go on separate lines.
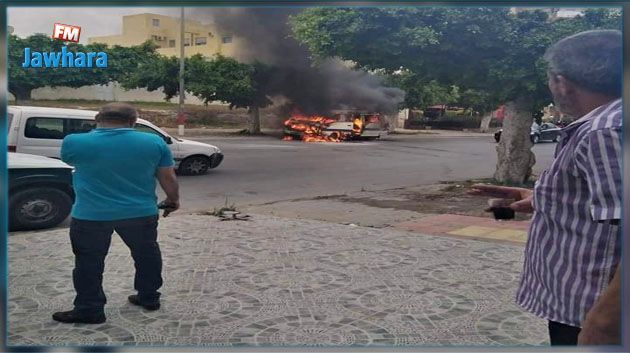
171, 135, 556, 212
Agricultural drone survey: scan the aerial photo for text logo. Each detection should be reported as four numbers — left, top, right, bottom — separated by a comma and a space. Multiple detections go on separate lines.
22, 47, 108, 68
52, 23, 81, 43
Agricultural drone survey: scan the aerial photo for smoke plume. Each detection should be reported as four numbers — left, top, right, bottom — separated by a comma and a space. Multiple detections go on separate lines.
189, 8, 404, 114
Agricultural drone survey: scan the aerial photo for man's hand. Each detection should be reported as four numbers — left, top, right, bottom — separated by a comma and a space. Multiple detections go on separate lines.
158, 198, 180, 217
468, 184, 535, 214
156, 167, 180, 217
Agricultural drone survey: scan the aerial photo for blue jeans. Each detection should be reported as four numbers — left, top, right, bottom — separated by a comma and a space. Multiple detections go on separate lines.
69, 215, 162, 314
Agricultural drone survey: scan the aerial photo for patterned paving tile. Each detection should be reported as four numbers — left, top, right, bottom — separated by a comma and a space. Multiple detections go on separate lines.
395, 214, 531, 243
8, 214, 547, 347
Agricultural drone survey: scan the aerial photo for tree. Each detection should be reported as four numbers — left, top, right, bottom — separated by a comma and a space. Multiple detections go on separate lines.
291, 7, 620, 184
120, 52, 272, 134
107, 41, 173, 96
8, 34, 161, 102
187, 56, 273, 134
8, 34, 112, 101
386, 70, 460, 110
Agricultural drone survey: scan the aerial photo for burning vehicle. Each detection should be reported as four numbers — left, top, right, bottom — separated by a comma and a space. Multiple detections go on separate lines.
283, 112, 387, 142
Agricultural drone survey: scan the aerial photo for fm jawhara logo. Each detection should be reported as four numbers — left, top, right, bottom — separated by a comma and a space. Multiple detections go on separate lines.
21, 22, 108, 68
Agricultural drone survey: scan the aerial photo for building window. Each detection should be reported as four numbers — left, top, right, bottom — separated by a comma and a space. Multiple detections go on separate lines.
184, 38, 190, 47
195, 37, 207, 45
221, 35, 232, 44
169, 39, 176, 48
152, 19, 160, 27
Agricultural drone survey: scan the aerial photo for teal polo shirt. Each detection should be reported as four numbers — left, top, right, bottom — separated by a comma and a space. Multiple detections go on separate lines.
61, 128, 174, 221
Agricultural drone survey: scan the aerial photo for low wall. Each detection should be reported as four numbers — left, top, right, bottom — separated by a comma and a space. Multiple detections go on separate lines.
8, 82, 223, 106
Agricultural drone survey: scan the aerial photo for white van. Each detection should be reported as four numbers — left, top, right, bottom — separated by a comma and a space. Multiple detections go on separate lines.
7, 106, 223, 175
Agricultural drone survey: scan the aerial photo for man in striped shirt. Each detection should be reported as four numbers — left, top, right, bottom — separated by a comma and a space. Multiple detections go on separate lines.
470, 30, 622, 345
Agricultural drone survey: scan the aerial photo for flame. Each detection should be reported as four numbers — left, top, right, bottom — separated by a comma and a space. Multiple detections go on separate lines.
283, 114, 344, 142
352, 116, 363, 135
282, 112, 379, 142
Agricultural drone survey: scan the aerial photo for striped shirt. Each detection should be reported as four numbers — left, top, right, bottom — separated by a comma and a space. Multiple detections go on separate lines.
516, 98, 622, 327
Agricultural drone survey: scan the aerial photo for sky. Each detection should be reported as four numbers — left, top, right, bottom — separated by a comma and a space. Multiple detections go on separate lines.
8, 6, 588, 44
8, 7, 194, 43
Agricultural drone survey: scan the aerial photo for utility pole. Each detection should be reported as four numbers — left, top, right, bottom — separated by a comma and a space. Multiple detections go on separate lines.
178, 7, 186, 136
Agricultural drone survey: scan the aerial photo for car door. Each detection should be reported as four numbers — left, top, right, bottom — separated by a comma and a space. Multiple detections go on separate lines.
541, 123, 560, 141
135, 122, 179, 157
17, 117, 67, 158
17, 117, 97, 158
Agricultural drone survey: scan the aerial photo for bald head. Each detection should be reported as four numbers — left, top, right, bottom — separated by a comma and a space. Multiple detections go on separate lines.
95, 102, 138, 127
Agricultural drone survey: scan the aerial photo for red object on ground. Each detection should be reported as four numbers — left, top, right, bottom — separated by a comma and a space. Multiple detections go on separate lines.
176, 112, 188, 124
494, 105, 506, 121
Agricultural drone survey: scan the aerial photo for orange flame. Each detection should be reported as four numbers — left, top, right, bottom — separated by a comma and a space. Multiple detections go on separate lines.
282, 113, 377, 142
283, 114, 343, 142
352, 116, 363, 135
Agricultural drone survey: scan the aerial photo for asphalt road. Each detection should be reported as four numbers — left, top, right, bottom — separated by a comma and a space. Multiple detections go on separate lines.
170, 135, 556, 212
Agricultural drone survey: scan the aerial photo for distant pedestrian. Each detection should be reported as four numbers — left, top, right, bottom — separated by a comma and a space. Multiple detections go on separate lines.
469, 30, 622, 345
54, 102, 180, 324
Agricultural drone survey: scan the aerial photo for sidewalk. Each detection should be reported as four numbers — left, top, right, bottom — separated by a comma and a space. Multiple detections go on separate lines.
8, 214, 546, 347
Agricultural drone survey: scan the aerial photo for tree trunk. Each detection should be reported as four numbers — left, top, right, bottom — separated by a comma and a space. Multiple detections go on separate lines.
494, 98, 536, 185
11, 87, 32, 103
247, 105, 261, 134
478, 111, 493, 133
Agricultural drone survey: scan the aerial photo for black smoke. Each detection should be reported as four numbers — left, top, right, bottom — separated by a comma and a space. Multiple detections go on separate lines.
189, 8, 404, 114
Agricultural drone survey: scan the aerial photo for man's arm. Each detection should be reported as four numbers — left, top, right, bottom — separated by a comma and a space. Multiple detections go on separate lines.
574, 128, 622, 222
60, 136, 77, 165
468, 184, 535, 213
578, 263, 621, 345
156, 167, 180, 212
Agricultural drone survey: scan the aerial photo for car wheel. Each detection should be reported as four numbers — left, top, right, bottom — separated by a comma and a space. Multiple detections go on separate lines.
9, 187, 72, 231
178, 156, 210, 176
552, 135, 558, 142
531, 134, 540, 144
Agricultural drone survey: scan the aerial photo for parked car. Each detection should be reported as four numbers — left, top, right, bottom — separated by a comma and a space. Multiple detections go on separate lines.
494, 122, 561, 144
7, 106, 223, 175
8, 153, 74, 231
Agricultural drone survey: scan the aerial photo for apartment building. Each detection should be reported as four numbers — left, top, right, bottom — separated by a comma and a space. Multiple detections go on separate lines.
88, 13, 238, 58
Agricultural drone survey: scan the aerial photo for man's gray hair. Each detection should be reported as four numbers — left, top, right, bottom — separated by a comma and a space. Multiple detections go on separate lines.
95, 102, 138, 123
544, 29, 621, 96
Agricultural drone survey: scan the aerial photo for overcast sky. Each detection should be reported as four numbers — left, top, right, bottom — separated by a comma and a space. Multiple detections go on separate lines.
7, 7, 205, 43
8, 6, 592, 44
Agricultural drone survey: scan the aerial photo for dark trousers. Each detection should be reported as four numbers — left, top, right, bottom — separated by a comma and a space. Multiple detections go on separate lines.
548, 321, 581, 345
70, 215, 162, 314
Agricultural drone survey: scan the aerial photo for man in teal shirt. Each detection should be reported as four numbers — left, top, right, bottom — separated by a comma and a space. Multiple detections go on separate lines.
54, 103, 180, 324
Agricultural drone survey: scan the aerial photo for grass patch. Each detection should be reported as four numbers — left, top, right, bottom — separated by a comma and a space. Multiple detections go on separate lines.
205, 196, 238, 217
208, 205, 238, 217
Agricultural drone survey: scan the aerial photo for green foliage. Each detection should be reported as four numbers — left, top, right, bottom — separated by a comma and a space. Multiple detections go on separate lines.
122, 51, 273, 114
387, 70, 459, 109
186, 55, 272, 111
103, 41, 174, 98
291, 7, 621, 113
